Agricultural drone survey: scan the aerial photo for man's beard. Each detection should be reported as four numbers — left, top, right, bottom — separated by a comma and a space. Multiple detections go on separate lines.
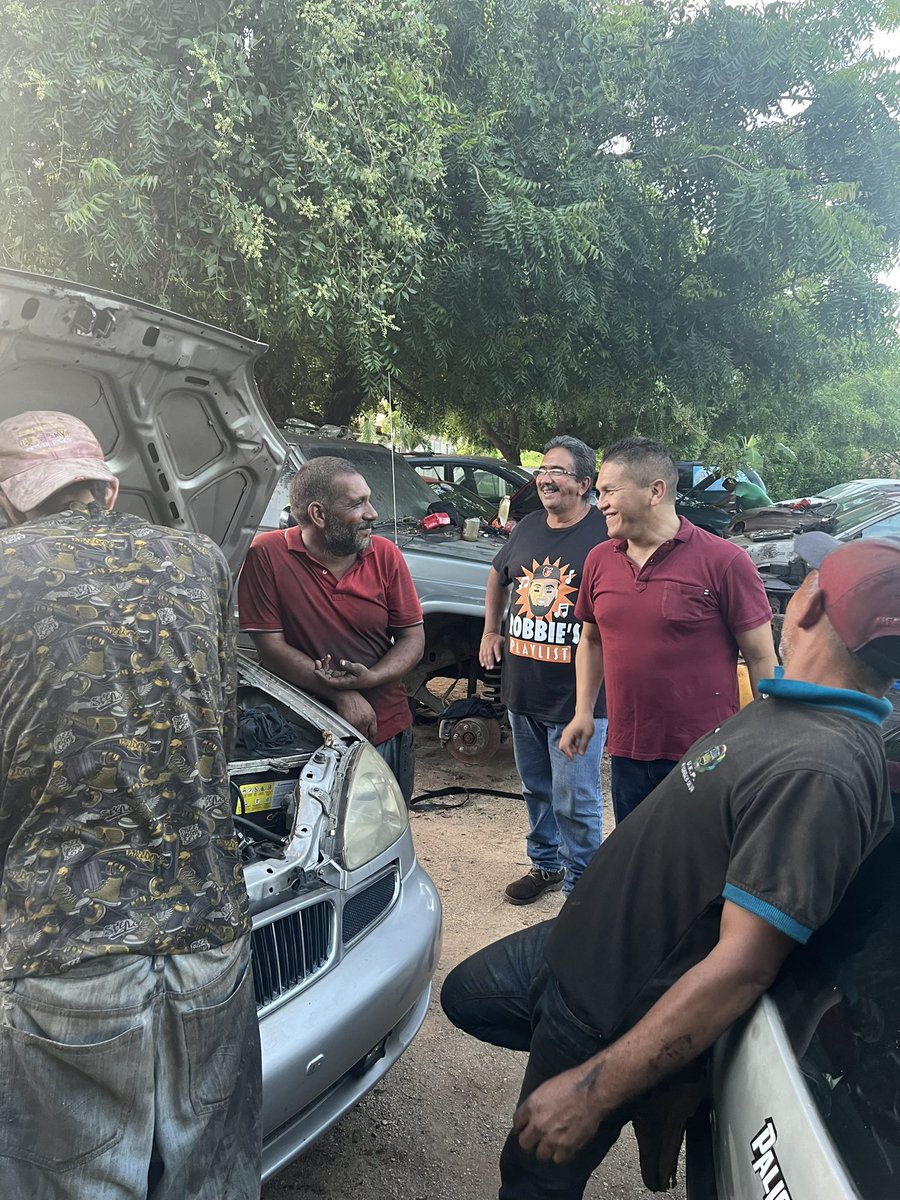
323, 513, 372, 556
530, 603, 555, 618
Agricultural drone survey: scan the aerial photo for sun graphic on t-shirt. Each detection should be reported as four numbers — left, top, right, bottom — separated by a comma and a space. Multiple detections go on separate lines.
515, 558, 578, 621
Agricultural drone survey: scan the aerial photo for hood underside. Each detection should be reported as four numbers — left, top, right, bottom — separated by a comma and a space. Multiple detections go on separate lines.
0, 269, 286, 571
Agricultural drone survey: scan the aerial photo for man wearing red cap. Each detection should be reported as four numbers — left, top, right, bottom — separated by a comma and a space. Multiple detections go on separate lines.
0, 412, 260, 1198
443, 534, 899, 1199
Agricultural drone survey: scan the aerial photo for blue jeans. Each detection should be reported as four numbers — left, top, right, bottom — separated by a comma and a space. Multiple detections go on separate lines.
609, 755, 678, 825
376, 725, 415, 805
0, 937, 261, 1199
441, 922, 624, 1199
508, 712, 607, 894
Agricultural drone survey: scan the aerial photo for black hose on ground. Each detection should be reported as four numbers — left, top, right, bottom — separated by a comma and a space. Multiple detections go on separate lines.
409, 785, 523, 812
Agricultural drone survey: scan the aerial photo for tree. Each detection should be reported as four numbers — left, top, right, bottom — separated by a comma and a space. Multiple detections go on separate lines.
0, 0, 445, 420
392, 0, 900, 460
3, 0, 899, 462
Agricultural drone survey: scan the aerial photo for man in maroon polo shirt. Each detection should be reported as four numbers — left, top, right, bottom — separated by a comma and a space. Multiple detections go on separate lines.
561, 437, 775, 823
238, 455, 425, 802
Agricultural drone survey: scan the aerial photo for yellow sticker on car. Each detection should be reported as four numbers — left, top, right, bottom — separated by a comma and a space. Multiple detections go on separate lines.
237, 780, 276, 812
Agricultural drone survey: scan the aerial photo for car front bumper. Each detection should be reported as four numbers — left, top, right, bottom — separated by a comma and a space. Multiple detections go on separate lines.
259, 858, 442, 1181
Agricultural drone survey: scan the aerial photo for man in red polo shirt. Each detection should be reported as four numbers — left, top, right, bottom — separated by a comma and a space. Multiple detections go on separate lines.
238, 456, 425, 802
561, 437, 775, 822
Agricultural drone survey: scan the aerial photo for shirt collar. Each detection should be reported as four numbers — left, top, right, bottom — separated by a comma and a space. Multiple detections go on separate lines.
759, 666, 892, 726
29, 500, 109, 526
612, 515, 692, 554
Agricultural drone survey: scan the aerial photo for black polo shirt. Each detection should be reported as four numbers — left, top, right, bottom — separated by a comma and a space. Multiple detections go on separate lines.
544, 677, 893, 1039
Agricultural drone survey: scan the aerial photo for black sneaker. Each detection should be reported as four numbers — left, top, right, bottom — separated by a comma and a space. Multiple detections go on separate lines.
504, 867, 565, 905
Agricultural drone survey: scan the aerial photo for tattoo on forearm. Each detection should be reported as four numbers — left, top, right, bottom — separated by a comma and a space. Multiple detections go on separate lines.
578, 1062, 605, 1093
650, 1034, 694, 1074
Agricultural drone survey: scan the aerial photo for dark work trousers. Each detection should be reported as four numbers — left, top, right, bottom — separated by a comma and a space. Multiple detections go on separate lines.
441, 922, 625, 1199
609, 755, 678, 825
376, 725, 415, 805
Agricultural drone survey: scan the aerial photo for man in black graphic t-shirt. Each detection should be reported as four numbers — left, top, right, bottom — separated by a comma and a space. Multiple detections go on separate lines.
480, 436, 608, 902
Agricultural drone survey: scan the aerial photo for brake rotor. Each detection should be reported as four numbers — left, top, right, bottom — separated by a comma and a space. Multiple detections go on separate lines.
441, 715, 502, 763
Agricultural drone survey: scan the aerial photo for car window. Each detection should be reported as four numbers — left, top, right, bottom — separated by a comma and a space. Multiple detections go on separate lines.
259, 455, 299, 532
300, 442, 438, 522
771, 737, 900, 1200
473, 469, 513, 500
860, 511, 900, 540
433, 483, 497, 522
827, 493, 900, 535
259, 443, 443, 532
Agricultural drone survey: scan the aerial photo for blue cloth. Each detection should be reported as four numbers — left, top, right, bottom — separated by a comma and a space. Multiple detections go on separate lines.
0, 937, 261, 1199
759, 669, 891, 726
508, 713, 607, 894
609, 755, 679, 825
441, 921, 622, 1199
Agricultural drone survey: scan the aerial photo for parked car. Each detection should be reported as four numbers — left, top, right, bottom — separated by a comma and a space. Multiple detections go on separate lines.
728, 478, 900, 538
404, 452, 532, 506
725, 504, 833, 538
688, 688, 900, 1200
414, 474, 507, 530
0, 268, 443, 1182
776, 478, 900, 508
730, 487, 900, 615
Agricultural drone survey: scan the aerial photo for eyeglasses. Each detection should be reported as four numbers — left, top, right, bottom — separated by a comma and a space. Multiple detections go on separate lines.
531, 466, 581, 480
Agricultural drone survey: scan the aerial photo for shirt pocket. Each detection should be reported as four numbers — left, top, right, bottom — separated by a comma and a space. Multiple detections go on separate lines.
661, 582, 717, 622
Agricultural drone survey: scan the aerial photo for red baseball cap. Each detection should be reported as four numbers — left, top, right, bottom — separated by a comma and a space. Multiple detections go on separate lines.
795, 532, 900, 677
0, 410, 118, 512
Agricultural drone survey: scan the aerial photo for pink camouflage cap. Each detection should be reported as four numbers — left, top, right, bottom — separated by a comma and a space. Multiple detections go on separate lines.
0, 410, 118, 512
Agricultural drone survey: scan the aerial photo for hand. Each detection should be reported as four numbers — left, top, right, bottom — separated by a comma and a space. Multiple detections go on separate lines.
314, 654, 374, 691
512, 1063, 606, 1164
479, 633, 504, 670
559, 714, 595, 759
331, 691, 378, 741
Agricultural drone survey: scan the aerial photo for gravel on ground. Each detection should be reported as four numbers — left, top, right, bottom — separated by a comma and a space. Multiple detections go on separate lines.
262, 716, 687, 1200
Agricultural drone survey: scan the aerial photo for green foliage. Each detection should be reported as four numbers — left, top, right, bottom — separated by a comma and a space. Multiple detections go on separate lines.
762, 352, 900, 496
394, 0, 900, 461
0, 0, 446, 417
2, 0, 899, 476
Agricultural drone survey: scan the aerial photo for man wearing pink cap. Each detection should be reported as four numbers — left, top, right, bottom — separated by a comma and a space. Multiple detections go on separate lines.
0, 412, 261, 1198
442, 534, 898, 1199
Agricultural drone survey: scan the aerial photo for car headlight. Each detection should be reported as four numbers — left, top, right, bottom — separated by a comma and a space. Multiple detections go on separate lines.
337, 742, 409, 870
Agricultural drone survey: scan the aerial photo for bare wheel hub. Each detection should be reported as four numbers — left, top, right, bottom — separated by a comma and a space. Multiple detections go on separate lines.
439, 715, 502, 763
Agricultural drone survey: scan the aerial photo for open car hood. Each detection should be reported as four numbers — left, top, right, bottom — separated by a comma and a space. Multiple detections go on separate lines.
0, 269, 286, 572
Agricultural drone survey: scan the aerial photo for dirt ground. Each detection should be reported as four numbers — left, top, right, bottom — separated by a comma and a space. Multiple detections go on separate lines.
262, 716, 686, 1200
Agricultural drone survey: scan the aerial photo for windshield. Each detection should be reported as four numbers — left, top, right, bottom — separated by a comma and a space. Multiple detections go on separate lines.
772, 704, 900, 1199
821, 492, 900, 535
259, 437, 442, 533
819, 480, 900, 503
303, 441, 437, 521
426, 481, 498, 521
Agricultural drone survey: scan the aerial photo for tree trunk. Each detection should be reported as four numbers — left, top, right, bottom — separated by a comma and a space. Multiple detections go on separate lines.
323, 361, 367, 427
480, 414, 522, 463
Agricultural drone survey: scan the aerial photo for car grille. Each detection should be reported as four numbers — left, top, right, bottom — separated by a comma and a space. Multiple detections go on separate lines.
342, 871, 398, 945
251, 899, 334, 1011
